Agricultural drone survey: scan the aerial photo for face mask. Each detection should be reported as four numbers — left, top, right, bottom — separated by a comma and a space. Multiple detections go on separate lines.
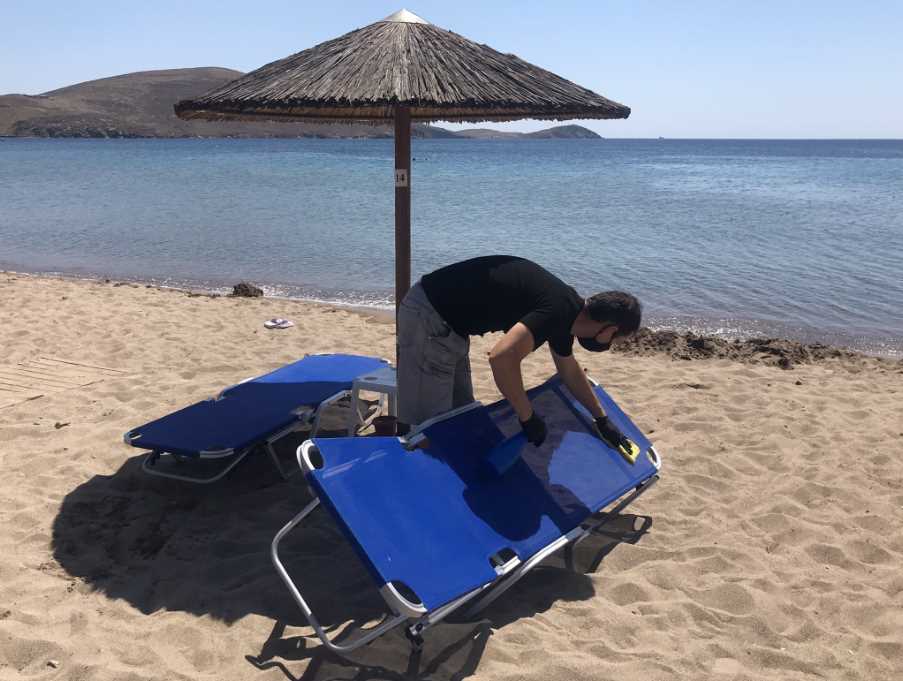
578, 336, 612, 352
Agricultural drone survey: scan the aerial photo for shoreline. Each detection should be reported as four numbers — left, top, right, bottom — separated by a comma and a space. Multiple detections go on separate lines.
0, 266, 397, 322
4, 269, 900, 367
3, 137, 901, 361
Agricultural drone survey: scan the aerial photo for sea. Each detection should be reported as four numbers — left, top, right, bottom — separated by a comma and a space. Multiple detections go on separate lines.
1, 137, 901, 356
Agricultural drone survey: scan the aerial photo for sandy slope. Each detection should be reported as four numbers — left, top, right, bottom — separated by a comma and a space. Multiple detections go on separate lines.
0, 272, 901, 681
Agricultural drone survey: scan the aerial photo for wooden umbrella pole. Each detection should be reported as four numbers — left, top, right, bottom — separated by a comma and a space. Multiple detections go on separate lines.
394, 105, 411, 313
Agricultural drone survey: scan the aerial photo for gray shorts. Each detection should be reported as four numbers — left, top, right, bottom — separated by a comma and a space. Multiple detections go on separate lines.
397, 281, 474, 426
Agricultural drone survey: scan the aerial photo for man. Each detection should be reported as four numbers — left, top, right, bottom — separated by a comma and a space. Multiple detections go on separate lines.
397, 255, 642, 447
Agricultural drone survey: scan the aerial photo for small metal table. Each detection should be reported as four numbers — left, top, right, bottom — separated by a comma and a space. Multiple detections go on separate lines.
348, 364, 397, 434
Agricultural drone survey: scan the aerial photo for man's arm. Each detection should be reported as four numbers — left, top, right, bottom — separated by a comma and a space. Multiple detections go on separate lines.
488, 322, 536, 421
551, 349, 605, 419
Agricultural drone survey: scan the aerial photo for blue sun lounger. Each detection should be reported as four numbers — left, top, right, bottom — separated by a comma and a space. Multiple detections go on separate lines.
272, 374, 662, 653
124, 353, 390, 483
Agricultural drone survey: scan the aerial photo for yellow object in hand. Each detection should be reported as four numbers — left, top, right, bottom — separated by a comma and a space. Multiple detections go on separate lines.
617, 439, 641, 465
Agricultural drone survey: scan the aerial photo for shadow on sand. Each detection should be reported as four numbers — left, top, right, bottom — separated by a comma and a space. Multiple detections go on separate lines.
246, 619, 494, 681
52, 435, 651, 680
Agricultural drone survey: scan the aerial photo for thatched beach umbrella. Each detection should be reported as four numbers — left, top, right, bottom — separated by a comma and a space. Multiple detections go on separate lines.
175, 9, 630, 309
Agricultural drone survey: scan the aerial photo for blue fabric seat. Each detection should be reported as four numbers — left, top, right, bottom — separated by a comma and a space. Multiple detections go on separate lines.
124, 353, 388, 482
273, 375, 661, 654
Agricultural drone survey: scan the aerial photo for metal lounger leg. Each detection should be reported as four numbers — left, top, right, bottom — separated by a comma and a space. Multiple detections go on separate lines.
574, 476, 659, 549
402, 580, 505, 645
264, 392, 351, 479
464, 532, 579, 617
271, 498, 409, 654
311, 389, 350, 437
465, 475, 660, 616
347, 391, 385, 436
141, 449, 250, 484
265, 440, 293, 480
347, 387, 362, 435
264, 416, 314, 480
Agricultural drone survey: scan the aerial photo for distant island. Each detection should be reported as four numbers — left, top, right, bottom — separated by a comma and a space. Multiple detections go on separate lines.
453, 125, 600, 140
0, 68, 601, 140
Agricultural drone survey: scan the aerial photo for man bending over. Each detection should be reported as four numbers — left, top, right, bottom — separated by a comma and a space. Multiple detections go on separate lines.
397, 255, 641, 447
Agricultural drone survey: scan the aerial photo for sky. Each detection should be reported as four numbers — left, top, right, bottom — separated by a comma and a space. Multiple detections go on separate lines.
1, 1, 901, 138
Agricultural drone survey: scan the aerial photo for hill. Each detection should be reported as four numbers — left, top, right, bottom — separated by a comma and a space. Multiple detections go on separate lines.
0, 68, 398, 138
0, 68, 600, 140
524, 124, 601, 139
454, 124, 601, 140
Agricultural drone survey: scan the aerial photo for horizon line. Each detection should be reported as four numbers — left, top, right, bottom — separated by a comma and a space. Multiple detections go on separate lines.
2, 135, 902, 142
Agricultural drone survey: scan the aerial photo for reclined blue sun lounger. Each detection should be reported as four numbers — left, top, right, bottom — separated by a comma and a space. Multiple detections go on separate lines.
124, 353, 389, 483
272, 374, 661, 653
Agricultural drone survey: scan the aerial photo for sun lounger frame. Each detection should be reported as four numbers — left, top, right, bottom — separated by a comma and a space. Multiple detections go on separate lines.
124, 354, 388, 484
271, 388, 661, 654
128, 389, 349, 484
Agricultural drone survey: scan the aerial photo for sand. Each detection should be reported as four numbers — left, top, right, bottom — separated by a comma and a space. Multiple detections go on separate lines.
0, 272, 901, 681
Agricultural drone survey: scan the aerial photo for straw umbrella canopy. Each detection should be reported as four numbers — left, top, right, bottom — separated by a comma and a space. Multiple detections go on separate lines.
175, 9, 630, 309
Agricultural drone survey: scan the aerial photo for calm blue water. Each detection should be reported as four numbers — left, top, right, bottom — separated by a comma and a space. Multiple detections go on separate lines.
1, 138, 901, 355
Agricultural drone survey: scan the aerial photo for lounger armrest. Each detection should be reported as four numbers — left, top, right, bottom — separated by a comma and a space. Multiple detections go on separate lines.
297, 440, 320, 474
648, 445, 662, 470
379, 583, 429, 618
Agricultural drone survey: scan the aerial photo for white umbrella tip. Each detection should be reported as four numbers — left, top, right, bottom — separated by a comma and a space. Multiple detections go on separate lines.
381, 9, 430, 24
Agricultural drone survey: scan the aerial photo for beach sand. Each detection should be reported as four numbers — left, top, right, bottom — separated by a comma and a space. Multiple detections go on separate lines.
1, 272, 901, 680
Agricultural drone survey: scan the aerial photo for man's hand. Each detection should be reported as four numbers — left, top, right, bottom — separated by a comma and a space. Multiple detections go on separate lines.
520, 411, 548, 447
594, 415, 629, 450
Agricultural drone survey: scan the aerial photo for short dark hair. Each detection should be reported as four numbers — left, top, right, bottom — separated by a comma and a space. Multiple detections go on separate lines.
585, 291, 642, 335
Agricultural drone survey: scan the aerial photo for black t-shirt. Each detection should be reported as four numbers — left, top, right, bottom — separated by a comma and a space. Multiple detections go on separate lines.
421, 255, 584, 356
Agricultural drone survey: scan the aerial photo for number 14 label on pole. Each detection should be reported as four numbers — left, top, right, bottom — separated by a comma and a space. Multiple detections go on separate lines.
395, 169, 409, 188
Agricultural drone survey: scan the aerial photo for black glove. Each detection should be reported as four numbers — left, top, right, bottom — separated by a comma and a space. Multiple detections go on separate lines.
595, 415, 629, 450
520, 411, 547, 447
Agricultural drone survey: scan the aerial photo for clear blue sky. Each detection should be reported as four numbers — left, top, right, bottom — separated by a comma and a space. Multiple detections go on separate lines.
2, 1, 901, 138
